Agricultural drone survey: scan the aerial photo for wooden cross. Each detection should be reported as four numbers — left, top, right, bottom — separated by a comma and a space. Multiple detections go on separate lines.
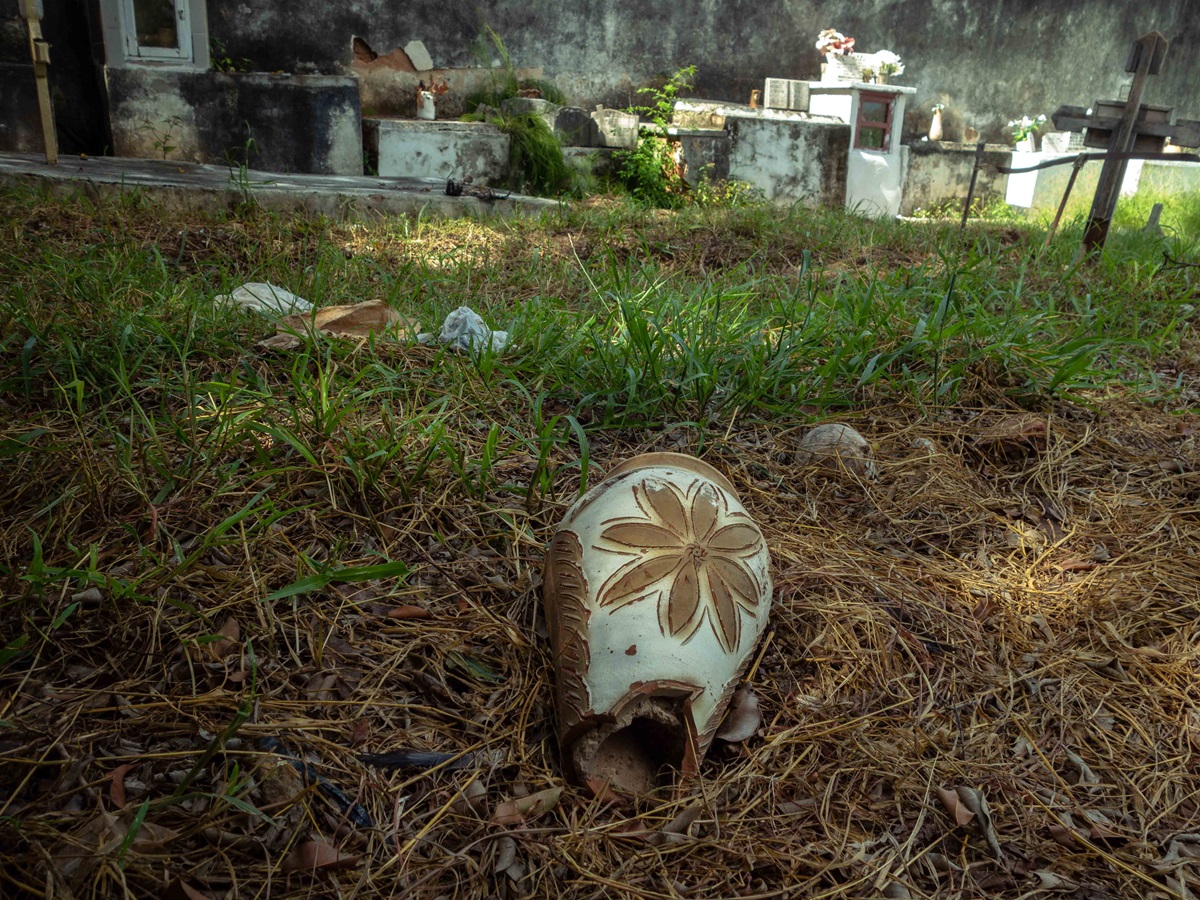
1051, 32, 1200, 253
19, 0, 57, 165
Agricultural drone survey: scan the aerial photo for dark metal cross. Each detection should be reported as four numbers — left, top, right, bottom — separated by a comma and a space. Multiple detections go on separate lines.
1051, 32, 1200, 253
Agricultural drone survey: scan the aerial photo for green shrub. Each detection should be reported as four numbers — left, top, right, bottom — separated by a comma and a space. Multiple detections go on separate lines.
615, 66, 696, 208
617, 136, 685, 209
691, 173, 766, 208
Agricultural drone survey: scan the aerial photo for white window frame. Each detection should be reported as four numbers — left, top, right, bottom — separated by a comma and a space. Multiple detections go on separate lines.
119, 0, 192, 61
99, 0, 209, 69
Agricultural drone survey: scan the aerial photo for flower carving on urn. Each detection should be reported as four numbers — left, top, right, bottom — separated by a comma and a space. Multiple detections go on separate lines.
595, 479, 764, 653
542, 453, 773, 792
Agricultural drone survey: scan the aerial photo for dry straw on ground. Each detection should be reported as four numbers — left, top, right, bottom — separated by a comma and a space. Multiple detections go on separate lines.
2, 390, 1198, 899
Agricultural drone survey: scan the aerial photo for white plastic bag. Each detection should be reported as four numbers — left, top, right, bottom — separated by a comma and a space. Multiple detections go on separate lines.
215, 282, 313, 317
434, 306, 509, 354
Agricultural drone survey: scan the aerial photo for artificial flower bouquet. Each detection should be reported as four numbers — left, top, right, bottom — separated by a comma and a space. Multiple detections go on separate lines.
816, 29, 855, 56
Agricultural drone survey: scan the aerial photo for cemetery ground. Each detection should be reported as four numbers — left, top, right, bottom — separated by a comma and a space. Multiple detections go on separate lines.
1, 182, 1199, 899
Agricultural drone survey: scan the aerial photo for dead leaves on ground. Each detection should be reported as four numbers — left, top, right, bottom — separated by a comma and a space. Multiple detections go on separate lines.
257, 300, 420, 351
51, 805, 179, 884
280, 838, 363, 874
491, 786, 563, 826
716, 685, 762, 742
970, 413, 1048, 458
936, 785, 1003, 860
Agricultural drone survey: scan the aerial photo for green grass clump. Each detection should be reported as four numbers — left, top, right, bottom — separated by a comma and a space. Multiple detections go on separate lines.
498, 113, 576, 197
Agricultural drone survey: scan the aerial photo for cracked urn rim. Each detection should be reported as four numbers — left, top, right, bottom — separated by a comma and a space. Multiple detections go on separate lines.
543, 452, 772, 793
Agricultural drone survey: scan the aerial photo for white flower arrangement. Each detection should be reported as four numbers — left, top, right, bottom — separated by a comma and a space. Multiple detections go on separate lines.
1008, 114, 1046, 143
874, 50, 904, 76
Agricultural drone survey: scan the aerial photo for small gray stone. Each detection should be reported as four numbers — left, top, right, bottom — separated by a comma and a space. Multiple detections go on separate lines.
796, 423, 877, 479
404, 40, 434, 72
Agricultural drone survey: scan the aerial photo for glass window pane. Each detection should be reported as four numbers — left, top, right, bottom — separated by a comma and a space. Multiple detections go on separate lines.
134, 0, 178, 49
861, 101, 889, 123
858, 127, 885, 150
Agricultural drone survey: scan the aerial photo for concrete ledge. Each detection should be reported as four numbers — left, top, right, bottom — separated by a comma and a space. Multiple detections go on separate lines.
0, 153, 557, 220
364, 118, 510, 184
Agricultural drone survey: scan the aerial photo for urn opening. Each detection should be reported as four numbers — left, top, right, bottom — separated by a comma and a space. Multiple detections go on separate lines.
571, 697, 686, 794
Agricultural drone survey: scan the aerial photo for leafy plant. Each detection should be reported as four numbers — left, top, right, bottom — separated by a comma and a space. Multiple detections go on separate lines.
209, 37, 253, 74
499, 113, 575, 196
615, 65, 696, 208
140, 115, 184, 159
225, 125, 259, 207
692, 171, 766, 208
458, 26, 574, 196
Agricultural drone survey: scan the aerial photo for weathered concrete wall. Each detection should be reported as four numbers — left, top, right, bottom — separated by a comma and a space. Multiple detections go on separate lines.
900, 142, 1011, 216
674, 129, 730, 185
726, 116, 849, 207
204, 0, 1199, 146
356, 63, 544, 118
364, 118, 510, 182
0, 64, 40, 154
1, 4, 39, 153
0, 0, 23, 66
104, 70, 363, 175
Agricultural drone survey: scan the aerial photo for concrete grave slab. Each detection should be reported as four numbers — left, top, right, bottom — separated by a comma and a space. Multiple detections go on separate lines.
104, 69, 363, 176
591, 108, 639, 150
0, 151, 555, 220
364, 118, 510, 184
672, 129, 731, 185
726, 114, 849, 207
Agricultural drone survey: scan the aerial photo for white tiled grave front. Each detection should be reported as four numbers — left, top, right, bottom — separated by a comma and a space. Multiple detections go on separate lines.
364, 119, 511, 184
808, 82, 917, 218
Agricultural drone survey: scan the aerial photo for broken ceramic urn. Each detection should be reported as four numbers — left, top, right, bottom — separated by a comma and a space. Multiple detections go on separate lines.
543, 452, 772, 793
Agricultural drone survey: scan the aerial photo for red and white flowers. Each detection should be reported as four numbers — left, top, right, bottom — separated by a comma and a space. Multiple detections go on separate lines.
816, 29, 856, 57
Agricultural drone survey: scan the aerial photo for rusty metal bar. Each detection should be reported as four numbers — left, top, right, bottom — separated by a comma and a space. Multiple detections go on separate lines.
1043, 154, 1088, 249
994, 149, 1200, 175
960, 141, 986, 230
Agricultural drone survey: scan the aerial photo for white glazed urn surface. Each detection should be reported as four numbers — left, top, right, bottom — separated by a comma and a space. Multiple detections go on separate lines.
544, 453, 772, 785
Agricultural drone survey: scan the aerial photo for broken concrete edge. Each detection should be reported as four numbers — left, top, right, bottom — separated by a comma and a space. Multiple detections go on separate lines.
0, 155, 559, 221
